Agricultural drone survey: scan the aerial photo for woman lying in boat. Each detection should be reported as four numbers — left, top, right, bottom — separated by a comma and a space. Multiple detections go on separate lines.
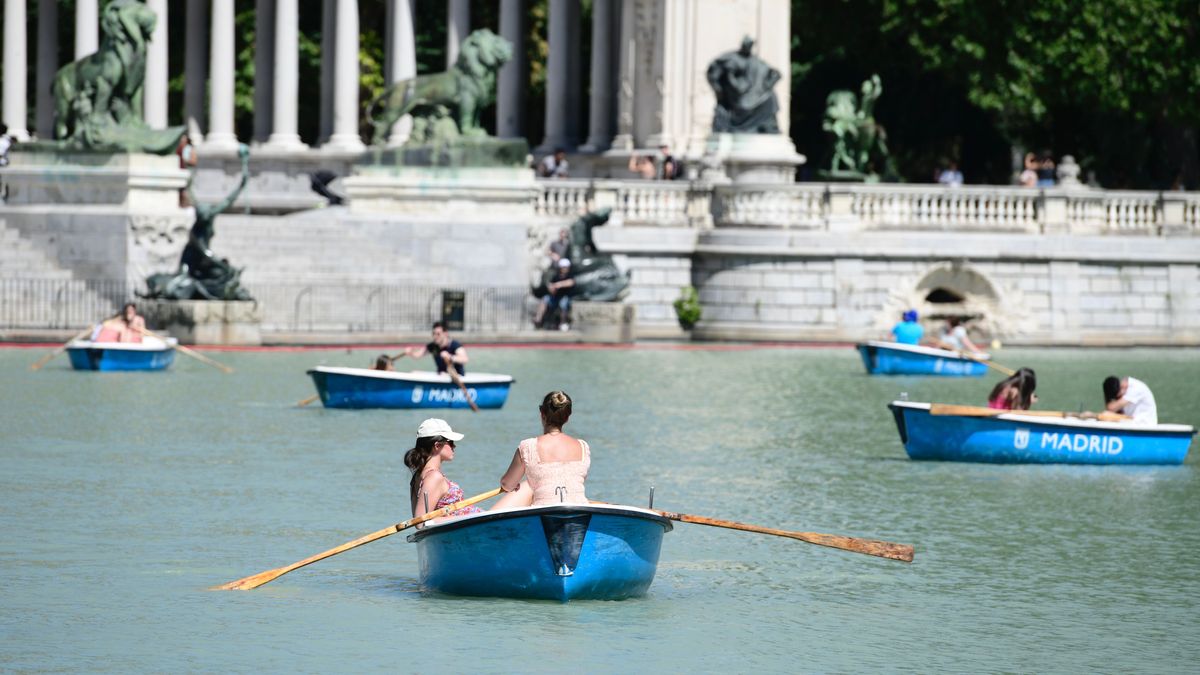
987, 367, 1038, 410
404, 418, 484, 520
493, 390, 590, 509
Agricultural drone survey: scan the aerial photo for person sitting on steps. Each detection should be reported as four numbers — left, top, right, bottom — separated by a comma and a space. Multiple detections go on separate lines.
534, 258, 576, 331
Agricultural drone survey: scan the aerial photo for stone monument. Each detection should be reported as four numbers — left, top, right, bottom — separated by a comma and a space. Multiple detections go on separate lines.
348, 29, 535, 215
699, 36, 805, 184
821, 74, 897, 182
140, 144, 261, 345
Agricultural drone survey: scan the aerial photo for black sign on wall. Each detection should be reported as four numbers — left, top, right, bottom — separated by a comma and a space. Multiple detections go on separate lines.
441, 290, 465, 330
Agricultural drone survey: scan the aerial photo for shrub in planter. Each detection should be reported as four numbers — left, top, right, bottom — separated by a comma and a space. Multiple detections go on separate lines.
673, 286, 702, 329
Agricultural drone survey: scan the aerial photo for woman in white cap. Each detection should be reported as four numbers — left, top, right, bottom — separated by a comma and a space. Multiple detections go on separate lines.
493, 390, 590, 509
404, 418, 484, 519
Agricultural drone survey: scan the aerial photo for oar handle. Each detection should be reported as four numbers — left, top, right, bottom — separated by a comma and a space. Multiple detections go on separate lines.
212, 487, 502, 590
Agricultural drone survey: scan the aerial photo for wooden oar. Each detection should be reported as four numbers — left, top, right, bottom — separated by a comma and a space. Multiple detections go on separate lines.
29, 324, 104, 370
133, 326, 234, 373
652, 509, 914, 563
213, 487, 502, 590
298, 353, 406, 406
930, 403, 1130, 421
958, 352, 1016, 376
445, 366, 479, 413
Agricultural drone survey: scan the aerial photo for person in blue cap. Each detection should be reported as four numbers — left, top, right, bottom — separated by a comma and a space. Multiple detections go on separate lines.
890, 309, 924, 345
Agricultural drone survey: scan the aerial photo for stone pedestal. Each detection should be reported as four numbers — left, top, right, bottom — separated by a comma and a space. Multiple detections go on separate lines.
571, 301, 635, 343
699, 134, 805, 184
2, 151, 189, 210
140, 299, 262, 345
345, 150, 539, 217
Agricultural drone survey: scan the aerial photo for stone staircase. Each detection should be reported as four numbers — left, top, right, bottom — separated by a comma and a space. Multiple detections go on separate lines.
0, 217, 121, 330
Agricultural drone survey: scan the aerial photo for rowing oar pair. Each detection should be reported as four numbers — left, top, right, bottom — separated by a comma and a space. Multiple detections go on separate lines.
212, 489, 914, 591
28, 319, 234, 373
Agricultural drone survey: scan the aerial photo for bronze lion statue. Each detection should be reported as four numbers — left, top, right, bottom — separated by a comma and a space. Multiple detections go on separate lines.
367, 28, 512, 145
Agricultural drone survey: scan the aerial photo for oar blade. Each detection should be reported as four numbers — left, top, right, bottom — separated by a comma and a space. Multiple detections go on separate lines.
786, 531, 915, 562
211, 567, 288, 591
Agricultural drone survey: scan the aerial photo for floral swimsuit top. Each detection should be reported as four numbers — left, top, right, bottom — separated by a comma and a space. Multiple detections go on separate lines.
423, 470, 483, 517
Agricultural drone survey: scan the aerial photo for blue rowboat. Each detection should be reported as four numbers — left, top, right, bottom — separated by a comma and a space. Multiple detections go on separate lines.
889, 401, 1196, 465
857, 341, 988, 376
407, 504, 673, 601
65, 337, 177, 371
307, 366, 514, 409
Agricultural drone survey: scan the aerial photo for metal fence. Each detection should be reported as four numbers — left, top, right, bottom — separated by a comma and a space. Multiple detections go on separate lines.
0, 278, 129, 329
0, 278, 534, 334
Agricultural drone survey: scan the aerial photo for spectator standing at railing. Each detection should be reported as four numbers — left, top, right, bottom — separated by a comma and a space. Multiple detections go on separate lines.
538, 148, 570, 178
659, 145, 682, 180
0, 123, 13, 203
1019, 152, 1038, 187
1035, 150, 1056, 188
628, 153, 656, 179
936, 160, 963, 187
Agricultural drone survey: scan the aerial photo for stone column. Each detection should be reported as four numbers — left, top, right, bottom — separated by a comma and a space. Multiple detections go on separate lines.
580, 0, 617, 152
265, 0, 304, 149
609, 0, 635, 151
75, 0, 99, 59
326, 0, 365, 151
184, 0, 209, 141
2, 0, 29, 140
206, 0, 240, 151
385, 0, 416, 146
35, 0, 58, 138
318, 0, 336, 143
252, 0, 276, 143
145, 0, 169, 129
496, 0, 527, 139
536, 0, 582, 153
446, 0, 470, 67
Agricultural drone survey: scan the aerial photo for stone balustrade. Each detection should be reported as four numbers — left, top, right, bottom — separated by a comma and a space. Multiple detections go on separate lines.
536, 178, 1200, 236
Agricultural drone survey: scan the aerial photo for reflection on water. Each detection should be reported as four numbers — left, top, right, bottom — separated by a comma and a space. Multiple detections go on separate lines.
0, 346, 1196, 672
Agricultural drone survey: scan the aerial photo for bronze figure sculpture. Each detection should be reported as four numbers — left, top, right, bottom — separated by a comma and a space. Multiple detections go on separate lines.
50, 0, 184, 154
533, 208, 631, 303
367, 29, 513, 145
706, 36, 782, 134
822, 74, 896, 180
144, 145, 253, 301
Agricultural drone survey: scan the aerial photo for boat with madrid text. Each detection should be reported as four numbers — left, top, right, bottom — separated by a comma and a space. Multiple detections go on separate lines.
857, 341, 989, 376
306, 366, 513, 409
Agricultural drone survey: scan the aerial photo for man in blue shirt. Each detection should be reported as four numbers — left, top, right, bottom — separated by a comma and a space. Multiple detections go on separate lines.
891, 309, 924, 344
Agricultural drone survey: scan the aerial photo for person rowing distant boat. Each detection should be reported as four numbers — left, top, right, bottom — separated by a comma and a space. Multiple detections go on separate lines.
1103, 376, 1158, 424
890, 309, 923, 345
987, 367, 1038, 410
405, 321, 468, 375
91, 302, 146, 343
933, 316, 983, 354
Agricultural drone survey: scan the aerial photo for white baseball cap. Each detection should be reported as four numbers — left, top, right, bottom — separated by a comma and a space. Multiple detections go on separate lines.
558, 258, 572, 268
416, 418, 464, 441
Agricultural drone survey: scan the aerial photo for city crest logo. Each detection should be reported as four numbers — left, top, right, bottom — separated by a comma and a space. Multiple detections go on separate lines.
1014, 428, 1030, 450
411, 385, 424, 404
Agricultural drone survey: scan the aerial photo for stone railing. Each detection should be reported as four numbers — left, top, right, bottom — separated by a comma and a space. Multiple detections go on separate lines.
535, 178, 1200, 236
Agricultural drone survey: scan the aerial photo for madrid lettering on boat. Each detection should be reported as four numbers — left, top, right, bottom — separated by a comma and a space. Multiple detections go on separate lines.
1039, 432, 1123, 455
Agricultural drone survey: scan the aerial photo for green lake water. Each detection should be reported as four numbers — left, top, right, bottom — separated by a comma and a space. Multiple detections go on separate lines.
1, 345, 1197, 672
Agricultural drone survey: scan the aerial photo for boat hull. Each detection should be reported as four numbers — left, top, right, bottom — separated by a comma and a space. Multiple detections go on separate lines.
408, 505, 672, 601
65, 342, 176, 371
889, 401, 1195, 465
857, 341, 987, 376
308, 367, 513, 409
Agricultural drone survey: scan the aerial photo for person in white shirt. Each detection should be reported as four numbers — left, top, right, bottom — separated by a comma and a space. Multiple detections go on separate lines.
1103, 375, 1158, 424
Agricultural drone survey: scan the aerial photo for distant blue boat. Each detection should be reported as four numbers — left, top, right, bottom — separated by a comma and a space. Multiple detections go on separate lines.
889, 401, 1196, 465
307, 366, 514, 409
857, 341, 989, 376
66, 338, 177, 371
408, 504, 673, 601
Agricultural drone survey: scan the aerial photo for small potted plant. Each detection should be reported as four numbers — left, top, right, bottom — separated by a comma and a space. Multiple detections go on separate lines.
673, 286, 702, 334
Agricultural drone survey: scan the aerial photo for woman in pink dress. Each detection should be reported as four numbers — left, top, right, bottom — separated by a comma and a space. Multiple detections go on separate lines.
404, 418, 484, 519
493, 390, 590, 509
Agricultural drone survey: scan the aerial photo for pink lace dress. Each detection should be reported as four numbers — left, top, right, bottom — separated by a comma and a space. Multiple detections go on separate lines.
517, 437, 590, 505
423, 471, 483, 517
